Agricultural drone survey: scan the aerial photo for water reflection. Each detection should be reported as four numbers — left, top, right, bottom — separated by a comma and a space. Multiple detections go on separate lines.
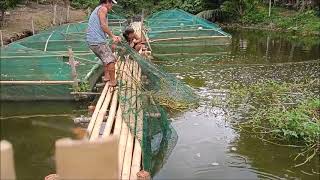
154, 29, 320, 179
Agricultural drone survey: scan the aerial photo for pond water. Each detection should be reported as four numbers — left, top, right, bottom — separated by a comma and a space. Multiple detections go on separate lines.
0, 102, 82, 179
1, 29, 319, 180
153, 29, 320, 179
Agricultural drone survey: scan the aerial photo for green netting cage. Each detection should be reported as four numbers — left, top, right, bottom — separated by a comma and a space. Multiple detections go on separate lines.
145, 9, 231, 56
0, 14, 127, 101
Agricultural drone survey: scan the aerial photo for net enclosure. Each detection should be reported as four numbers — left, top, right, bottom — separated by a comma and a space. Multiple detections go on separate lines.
0, 15, 127, 101
0, 10, 201, 176
145, 9, 231, 56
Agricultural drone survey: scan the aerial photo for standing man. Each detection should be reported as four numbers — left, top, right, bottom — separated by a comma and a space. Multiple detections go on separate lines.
87, 0, 120, 87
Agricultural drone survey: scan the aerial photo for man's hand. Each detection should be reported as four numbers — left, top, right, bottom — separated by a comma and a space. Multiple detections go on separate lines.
112, 35, 121, 43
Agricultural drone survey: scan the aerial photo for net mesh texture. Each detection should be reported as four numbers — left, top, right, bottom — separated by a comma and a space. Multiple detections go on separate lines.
1, 9, 230, 175
145, 9, 231, 56
0, 11, 196, 175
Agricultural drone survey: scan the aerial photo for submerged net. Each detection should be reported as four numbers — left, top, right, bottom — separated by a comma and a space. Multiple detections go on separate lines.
145, 9, 231, 55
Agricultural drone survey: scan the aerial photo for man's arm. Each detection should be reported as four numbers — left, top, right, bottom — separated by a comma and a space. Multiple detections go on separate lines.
98, 6, 120, 42
133, 33, 143, 43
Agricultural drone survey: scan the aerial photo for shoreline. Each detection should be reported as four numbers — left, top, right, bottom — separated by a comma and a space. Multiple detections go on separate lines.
219, 23, 320, 37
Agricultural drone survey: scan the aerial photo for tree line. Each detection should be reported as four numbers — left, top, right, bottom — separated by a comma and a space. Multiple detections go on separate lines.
1, 0, 319, 24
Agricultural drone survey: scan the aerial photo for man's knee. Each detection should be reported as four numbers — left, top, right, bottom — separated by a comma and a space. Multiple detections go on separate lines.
107, 62, 115, 71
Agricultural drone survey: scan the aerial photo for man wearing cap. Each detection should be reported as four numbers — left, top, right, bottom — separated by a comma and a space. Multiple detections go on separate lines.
87, 0, 120, 87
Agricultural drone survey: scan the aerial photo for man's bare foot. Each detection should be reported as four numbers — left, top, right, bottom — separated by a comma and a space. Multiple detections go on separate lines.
109, 80, 117, 87
102, 76, 110, 82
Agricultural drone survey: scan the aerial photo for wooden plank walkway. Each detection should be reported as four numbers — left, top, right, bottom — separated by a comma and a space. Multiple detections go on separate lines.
87, 56, 143, 180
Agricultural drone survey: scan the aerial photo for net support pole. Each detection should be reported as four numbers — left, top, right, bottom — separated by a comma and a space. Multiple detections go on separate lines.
68, 48, 79, 91
87, 7, 91, 16
0, 30, 3, 47
140, 9, 144, 39
53, 4, 57, 25
268, 0, 272, 17
31, 17, 35, 35
66, 5, 70, 22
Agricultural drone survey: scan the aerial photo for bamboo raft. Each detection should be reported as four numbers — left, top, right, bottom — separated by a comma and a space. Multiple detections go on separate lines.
86, 56, 143, 179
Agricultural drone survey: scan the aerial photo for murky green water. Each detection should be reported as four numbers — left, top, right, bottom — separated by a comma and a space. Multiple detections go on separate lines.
1, 29, 319, 180
0, 102, 83, 180
154, 29, 320, 179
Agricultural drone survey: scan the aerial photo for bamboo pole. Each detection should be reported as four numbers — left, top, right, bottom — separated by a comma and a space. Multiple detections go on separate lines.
31, 17, 35, 35
44, 32, 54, 52
0, 30, 3, 47
90, 84, 113, 139
103, 61, 125, 137
68, 48, 79, 90
130, 61, 143, 180
88, 57, 120, 138
101, 89, 118, 136
122, 59, 137, 180
1, 53, 94, 60
268, 0, 272, 17
118, 120, 129, 178
70, 92, 101, 95
113, 108, 123, 136
87, 84, 110, 135
87, 7, 91, 16
0, 80, 74, 85
152, 52, 229, 57
118, 60, 132, 177
149, 28, 218, 34
53, 4, 57, 25
150, 36, 231, 43
66, 5, 70, 22
130, 140, 142, 180
140, 10, 144, 39
148, 23, 202, 29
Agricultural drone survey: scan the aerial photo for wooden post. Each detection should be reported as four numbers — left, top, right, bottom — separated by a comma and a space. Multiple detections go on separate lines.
31, 17, 35, 35
0, 30, 3, 47
66, 5, 70, 22
53, 4, 57, 25
68, 48, 79, 91
268, 0, 272, 17
1, 141, 16, 180
87, 7, 91, 16
55, 136, 119, 179
140, 9, 144, 39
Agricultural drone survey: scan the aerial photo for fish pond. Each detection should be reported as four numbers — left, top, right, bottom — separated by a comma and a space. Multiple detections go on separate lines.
1, 29, 319, 179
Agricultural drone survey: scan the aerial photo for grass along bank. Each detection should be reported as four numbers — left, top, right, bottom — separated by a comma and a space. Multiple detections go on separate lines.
221, 5, 320, 36
212, 80, 320, 167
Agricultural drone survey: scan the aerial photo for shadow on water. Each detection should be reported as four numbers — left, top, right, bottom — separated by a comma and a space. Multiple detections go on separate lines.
154, 29, 320, 179
0, 101, 86, 180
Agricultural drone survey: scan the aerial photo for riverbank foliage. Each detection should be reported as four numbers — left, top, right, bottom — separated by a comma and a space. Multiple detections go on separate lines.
239, 6, 320, 35
216, 80, 320, 165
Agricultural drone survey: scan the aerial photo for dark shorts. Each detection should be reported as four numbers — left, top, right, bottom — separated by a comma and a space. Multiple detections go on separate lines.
89, 43, 116, 65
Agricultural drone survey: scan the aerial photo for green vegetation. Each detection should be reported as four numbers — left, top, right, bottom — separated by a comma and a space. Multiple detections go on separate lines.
76, 82, 90, 92
240, 6, 320, 35
2, 0, 318, 35
0, 0, 20, 25
214, 80, 319, 165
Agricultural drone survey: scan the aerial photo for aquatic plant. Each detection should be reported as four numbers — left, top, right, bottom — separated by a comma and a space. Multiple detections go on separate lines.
76, 82, 90, 92
213, 79, 320, 166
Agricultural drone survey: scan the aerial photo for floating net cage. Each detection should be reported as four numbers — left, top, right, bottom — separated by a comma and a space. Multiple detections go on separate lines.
0, 15, 126, 100
0, 12, 198, 175
145, 9, 232, 56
